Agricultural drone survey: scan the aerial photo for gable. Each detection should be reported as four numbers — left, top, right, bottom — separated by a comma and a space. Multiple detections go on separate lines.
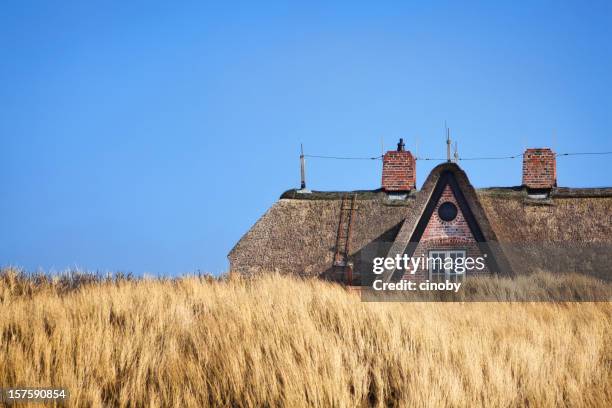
419, 185, 477, 244
409, 169, 486, 244
382, 163, 509, 281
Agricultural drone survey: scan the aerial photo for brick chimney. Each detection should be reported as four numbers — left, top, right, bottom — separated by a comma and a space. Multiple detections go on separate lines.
382, 139, 416, 191
522, 148, 557, 189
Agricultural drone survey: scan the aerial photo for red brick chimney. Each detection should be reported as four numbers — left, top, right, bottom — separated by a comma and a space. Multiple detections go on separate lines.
522, 148, 557, 189
382, 139, 416, 191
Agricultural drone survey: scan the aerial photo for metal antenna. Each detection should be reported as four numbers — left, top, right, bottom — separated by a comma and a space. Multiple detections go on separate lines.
300, 144, 306, 189
446, 126, 451, 162
453, 141, 459, 163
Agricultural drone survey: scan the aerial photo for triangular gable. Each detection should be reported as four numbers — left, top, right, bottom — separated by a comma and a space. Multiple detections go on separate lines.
382, 163, 511, 282
409, 171, 486, 244
417, 184, 478, 244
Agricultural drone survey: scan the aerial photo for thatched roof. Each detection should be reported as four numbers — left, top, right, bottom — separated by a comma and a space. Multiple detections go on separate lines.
228, 164, 612, 279
228, 193, 414, 277
478, 190, 612, 242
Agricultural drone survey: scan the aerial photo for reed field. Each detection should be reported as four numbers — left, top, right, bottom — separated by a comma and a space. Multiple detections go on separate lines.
0, 268, 610, 407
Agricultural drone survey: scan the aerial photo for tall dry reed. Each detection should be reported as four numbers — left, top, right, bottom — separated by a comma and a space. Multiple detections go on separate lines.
0, 268, 610, 407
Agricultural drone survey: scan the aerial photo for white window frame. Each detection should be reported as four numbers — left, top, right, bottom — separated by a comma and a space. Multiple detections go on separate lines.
428, 250, 466, 282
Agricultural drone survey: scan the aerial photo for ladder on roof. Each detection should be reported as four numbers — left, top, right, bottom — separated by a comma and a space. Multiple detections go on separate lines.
333, 194, 357, 269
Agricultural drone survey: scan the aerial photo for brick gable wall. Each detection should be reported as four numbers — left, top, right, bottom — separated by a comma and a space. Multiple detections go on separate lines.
403, 185, 490, 280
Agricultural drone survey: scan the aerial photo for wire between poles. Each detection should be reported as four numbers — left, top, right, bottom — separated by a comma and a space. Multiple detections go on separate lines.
303, 151, 612, 161
557, 152, 612, 157
304, 154, 382, 160
459, 154, 523, 161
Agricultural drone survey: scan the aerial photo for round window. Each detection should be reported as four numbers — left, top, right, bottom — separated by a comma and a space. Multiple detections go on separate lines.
438, 202, 458, 222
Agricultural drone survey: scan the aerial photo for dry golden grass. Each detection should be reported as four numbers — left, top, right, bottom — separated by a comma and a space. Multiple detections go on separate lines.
0, 268, 611, 407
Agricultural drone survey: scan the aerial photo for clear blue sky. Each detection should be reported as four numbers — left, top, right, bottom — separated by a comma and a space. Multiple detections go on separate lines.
2, 1, 611, 275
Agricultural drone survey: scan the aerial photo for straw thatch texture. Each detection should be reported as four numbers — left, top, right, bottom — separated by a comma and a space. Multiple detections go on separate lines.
228, 195, 415, 277
478, 192, 612, 243
478, 191, 612, 279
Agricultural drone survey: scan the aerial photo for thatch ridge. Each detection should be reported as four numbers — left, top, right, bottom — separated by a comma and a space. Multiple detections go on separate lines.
281, 186, 612, 200
280, 189, 417, 203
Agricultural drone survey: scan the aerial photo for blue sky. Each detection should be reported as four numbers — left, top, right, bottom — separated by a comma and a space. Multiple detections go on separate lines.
2, 1, 611, 275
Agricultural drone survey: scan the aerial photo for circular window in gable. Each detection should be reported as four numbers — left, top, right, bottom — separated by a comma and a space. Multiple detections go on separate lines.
438, 202, 458, 222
